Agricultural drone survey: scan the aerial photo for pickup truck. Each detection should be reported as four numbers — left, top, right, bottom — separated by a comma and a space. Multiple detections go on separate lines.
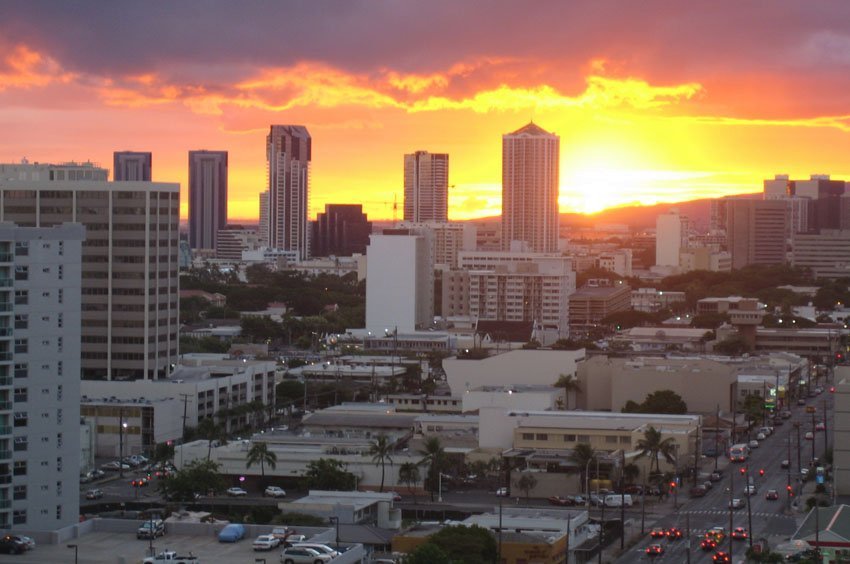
143, 550, 200, 564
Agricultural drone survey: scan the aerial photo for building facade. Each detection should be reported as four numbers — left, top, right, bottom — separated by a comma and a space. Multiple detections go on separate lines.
215, 225, 260, 260
568, 282, 631, 328
312, 204, 372, 257
267, 125, 311, 258
188, 150, 228, 251
726, 199, 787, 269
0, 161, 108, 182
4, 224, 85, 531
0, 172, 180, 381
501, 123, 560, 252
258, 190, 270, 247
403, 151, 449, 223
655, 210, 686, 267
113, 152, 152, 182
792, 229, 850, 279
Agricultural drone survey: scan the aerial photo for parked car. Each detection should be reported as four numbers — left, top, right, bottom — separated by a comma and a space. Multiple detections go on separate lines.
548, 495, 573, 506
0, 536, 26, 555
709, 471, 722, 482
137, 519, 166, 540
292, 543, 340, 558
142, 550, 199, 563
226, 487, 248, 497
85, 488, 104, 500
279, 546, 332, 563
263, 486, 287, 498
816, 421, 826, 431
217, 523, 246, 543
252, 534, 280, 551
283, 534, 308, 547
765, 489, 780, 500
270, 527, 290, 540
101, 460, 131, 471
495, 487, 509, 497
690, 485, 707, 498
756, 432, 767, 441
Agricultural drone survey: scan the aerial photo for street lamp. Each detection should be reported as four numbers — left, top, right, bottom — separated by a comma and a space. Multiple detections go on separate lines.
119, 417, 128, 478
67, 544, 78, 564
328, 516, 340, 549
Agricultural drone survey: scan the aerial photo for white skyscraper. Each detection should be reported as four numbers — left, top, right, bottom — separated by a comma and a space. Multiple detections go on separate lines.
4, 223, 84, 530
655, 210, 686, 267
365, 232, 433, 333
501, 123, 560, 252
404, 151, 449, 223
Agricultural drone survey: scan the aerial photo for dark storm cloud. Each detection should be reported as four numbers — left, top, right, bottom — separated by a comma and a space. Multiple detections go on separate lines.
3, 0, 850, 81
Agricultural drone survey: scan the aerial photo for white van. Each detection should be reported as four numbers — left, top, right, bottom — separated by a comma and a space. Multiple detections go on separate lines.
604, 494, 633, 507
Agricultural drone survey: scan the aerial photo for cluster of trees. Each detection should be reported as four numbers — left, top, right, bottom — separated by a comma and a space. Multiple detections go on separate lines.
622, 390, 688, 414
404, 525, 497, 564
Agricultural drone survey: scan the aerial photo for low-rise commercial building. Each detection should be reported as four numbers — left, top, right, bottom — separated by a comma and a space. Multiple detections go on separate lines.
631, 288, 687, 312
568, 282, 631, 328
286, 490, 401, 529
80, 397, 184, 457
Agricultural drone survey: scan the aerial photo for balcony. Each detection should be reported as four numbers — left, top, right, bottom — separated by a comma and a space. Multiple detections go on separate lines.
0, 279, 11, 289
0, 329, 11, 338
0, 500, 11, 510
0, 452, 11, 462
0, 304, 11, 313
0, 378, 10, 387
0, 354, 11, 363
0, 475, 10, 485
0, 427, 9, 436
0, 403, 11, 412
0, 254, 12, 263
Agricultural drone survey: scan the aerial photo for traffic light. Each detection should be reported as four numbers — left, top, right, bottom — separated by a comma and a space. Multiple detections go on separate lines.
787, 484, 794, 497
831, 387, 836, 393
740, 467, 747, 475
759, 469, 765, 477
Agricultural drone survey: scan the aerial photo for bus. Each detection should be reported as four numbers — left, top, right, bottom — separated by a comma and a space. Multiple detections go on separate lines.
728, 443, 749, 462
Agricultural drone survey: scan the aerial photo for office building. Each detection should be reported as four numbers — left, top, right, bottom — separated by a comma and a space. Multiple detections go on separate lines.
2, 223, 84, 531
0, 165, 180, 381
0, 160, 108, 182
311, 204, 371, 257
258, 190, 270, 247
113, 152, 152, 181
188, 150, 228, 250
568, 282, 631, 328
403, 151, 449, 223
501, 123, 560, 252
726, 199, 787, 269
397, 222, 475, 270
655, 209, 687, 267
267, 125, 311, 258
765, 174, 847, 233
365, 232, 433, 334
792, 230, 850, 279
215, 225, 260, 260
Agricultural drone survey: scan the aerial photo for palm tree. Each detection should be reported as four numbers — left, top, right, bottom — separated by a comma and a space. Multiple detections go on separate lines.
246, 442, 277, 481
554, 373, 581, 410
197, 418, 226, 461
636, 426, 677, 477
398, 462, 421, 501
569, 443, 597, 493
368, 435, 394, 492
623, 463, 640, 485
514, 473, 538, 504
418, 437, 445, 501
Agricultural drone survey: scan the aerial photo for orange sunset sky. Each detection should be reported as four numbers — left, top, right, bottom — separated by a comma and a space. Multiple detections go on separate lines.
2, 2, 850, 221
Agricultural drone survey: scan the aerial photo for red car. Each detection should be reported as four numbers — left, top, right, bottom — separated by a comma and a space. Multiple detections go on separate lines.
765, 489, 779, 501
547, 496, 573, 506
666, 528, 683, 540
700, 538, 718, 551
713, 551, 731, 563
731, 527, 748, 540
650, 528, 666, 539
645, 544, 664, 557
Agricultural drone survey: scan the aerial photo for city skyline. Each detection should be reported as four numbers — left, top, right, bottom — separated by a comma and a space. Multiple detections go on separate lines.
2, 2, 850, 221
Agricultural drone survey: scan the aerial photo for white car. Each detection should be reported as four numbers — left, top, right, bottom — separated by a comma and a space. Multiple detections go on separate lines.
101, 460, 131, 471
252, 534, 280, 551
756, 432, 766, 441
279, 547, 332, 563
292, 543, 340, 558
730, 498, 745, 509
745, 484, 757, 495
748, 439, 759, 449
264, 486, 287, 498
226, 487, 248, 497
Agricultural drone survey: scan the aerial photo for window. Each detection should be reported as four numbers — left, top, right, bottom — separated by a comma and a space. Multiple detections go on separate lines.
58, 265, 63, 280
57, 314, 63, 329
14, 363, 26, 379
606, 436, 619, 444
564, 434, 576, 442
56, 505, 61, 520
536, 433, 549, 441
14, 339, 27, 354
12, 510, 25, 524
12, 485, 25, 500
57, 433, 62, 447
56, 457, 62, 471
13, 412, 27, 427
57, 289, 63, 304
56, 384, 62, 400
14, 266, 27, 281
57, 409, 62, 424
56, 481, 62, 496
619, 436, 631, 445
14, 314, 27, 330
13, 437, 27, 452
577, 435, 591, 443
13, 460, 26, 476
13, 387, 26, 402
14, 242, 28, 256
521, 433, 534, 440
57, 337, 63, 353
14, 290, 26, 305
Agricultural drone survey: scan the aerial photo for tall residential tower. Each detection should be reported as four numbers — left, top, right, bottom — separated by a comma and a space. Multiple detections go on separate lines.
404, 151, 449, 223
113, 151, 152, 181
188, 150, 228, 250
267, 125, 311, 259
501, 123, 560, 253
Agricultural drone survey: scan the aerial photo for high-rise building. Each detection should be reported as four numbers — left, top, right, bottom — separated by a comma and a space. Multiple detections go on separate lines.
188, 150, 228, 250
397, 222, 476, 270
764, 174, 847, 234
792, 230, 850, 279
0, 166, 180, 381
655, 210, 687, 267
365, 232, 433, 333
501, 123, 560, 252
216, 225, 260, 260
267, 125, 311, 258
1, 223, 84, 530
258, 190, 270, 247
403, 151, 449, 223
113, 152, 152, 181
311, 204, 371, 257
726, 199, 788, 269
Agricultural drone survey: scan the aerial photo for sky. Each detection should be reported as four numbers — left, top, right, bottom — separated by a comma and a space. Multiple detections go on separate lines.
2, 1, 850, 221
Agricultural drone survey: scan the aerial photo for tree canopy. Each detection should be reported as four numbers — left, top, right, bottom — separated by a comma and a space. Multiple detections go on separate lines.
622, 390, 688, 414
158, 459, 226, 501
423, 525, 497, 564
304, 458, 357, 491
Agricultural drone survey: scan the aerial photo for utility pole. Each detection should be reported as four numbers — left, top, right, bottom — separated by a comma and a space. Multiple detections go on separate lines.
179, 393, 191, 441
686, 512, 691, 564
620, 449, 626, 550
714, 403, 720, 472
728, 467, 734, 561
744, 468, 753, 550
795, 421, 802, 477
565, 514, 571, 564
812, 410, 817, 465
787, 434, 793, 511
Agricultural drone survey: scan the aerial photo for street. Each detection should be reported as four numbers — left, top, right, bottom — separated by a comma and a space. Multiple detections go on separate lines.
616, 388, 833, 564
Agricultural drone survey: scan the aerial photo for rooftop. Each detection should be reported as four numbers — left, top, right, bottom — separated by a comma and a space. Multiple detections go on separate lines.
506, 122, 556, 137
507, 409, 700, 431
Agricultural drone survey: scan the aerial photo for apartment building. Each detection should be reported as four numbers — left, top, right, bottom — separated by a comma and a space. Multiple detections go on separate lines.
4, 224, 85, 531
568, 282, 631, 328
0, 168, 180, 381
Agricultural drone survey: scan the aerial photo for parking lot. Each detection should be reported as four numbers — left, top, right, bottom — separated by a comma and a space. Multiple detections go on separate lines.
0, 531, 281, 563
